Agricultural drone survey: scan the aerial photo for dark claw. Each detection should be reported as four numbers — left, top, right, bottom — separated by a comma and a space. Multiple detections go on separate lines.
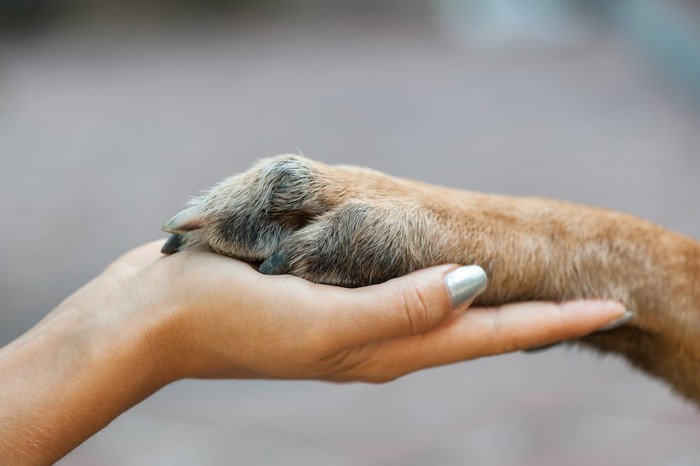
259, 252, 289, 275
161, 233, 184, 255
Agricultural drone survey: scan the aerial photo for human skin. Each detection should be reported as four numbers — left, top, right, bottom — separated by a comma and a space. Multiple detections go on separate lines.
0, 240, 627, 465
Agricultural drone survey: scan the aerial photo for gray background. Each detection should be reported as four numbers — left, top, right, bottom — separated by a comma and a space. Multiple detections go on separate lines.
1, 2, 700, 464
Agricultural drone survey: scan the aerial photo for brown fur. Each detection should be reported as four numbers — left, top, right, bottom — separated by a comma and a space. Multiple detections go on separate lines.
164, 154, 700, 404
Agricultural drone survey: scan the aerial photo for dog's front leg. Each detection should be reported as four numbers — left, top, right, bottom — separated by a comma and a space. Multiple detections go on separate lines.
431, 188, 700, 402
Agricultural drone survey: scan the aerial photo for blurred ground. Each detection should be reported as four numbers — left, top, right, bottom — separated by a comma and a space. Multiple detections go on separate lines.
1, 5, 700, 466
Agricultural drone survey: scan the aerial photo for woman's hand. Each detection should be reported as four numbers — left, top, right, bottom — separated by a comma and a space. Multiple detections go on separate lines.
103, 240, 628, 383
0, 240, 629, 465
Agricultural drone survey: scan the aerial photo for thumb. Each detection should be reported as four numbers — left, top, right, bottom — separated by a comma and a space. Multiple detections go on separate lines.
325, 265, 488, 347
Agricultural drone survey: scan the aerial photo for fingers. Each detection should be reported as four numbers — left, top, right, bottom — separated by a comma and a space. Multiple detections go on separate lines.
353, 300, 628, 380
318, 265, 487, 348
453, 300, 627, 356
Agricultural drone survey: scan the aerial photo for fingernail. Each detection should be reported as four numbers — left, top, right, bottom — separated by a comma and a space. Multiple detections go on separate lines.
596, 310, 634, 332
444, 265, 488, 308
163, 206, 203, 234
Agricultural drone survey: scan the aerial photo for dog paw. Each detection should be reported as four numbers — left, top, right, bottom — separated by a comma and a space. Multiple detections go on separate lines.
162, 155, 448, 287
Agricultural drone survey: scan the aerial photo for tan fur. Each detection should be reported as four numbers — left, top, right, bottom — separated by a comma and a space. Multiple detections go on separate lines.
165, 155, 700, 404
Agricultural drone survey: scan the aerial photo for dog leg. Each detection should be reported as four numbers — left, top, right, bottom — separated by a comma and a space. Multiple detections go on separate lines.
163, 155, 700, 403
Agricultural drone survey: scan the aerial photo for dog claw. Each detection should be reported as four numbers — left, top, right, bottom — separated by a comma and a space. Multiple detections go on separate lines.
259, 252, 289, 275
162, 233, 184, 254
162, 206, 203, 234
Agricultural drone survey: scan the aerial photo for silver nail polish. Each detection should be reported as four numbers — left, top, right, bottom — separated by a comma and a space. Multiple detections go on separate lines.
444, 265, 488, 308
596, 310, 634, 332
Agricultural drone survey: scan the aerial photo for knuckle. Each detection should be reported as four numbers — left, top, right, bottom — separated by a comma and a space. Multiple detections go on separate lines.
400, 283, 434, 335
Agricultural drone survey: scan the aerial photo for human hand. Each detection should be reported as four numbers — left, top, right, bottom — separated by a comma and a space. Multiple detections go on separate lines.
0, 239, 630, 465
111, 240, 630, 383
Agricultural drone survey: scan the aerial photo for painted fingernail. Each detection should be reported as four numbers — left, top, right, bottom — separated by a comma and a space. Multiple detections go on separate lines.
444, 265, 488, 308
596, 310, 634, 332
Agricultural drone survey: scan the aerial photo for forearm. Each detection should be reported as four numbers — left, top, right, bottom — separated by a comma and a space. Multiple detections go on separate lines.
0, 284, 169, 465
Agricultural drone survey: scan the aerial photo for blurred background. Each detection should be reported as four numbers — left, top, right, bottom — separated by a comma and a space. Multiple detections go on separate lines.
2, 0, 700, 464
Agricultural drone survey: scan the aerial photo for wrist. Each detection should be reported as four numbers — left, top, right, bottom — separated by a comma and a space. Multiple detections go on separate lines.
0, 275, 174, 464
53, 269, 180, 404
